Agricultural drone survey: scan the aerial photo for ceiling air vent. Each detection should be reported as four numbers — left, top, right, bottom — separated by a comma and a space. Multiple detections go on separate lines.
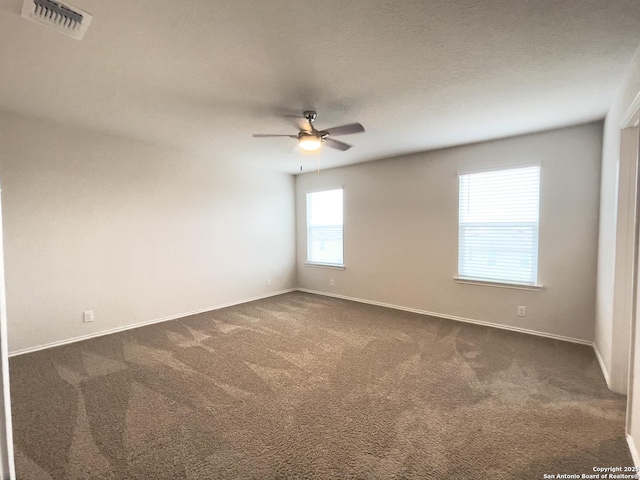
21, 0, 92, 40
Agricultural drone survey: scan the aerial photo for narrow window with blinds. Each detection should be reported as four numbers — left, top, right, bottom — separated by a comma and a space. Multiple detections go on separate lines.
306, 189, 344, 266
458, 166, 540, 286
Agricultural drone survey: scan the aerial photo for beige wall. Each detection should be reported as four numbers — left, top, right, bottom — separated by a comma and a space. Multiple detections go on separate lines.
0, 112, 296, 353
296, 123, 603, 343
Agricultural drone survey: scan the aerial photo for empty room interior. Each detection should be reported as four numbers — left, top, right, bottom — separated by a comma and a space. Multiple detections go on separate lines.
2, 0, 640, 478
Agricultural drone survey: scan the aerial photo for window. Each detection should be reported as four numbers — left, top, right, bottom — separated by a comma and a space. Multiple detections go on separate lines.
306, 189, 344, 266
458, 166, 540, 286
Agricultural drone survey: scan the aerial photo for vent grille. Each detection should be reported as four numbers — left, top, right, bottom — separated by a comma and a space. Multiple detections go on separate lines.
21, 0, 92, 39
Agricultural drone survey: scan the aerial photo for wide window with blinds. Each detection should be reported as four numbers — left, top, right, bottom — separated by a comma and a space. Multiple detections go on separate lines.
306, 189, 344, 266
458, 166, 540, 286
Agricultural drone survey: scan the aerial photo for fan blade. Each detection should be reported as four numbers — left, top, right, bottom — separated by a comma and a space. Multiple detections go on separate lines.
324, 138, 352, 151
322, 122, 365, 136
252, 134, 298, 138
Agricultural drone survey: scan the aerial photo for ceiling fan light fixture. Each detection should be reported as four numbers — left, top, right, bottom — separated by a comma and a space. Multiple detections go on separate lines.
298, 135, 322, 152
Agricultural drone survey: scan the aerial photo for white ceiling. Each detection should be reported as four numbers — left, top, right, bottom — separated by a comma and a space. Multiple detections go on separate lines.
1, 0, 640, 173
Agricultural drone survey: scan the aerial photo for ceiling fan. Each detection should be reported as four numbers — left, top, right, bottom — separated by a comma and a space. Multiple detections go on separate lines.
252, 111, 365, 152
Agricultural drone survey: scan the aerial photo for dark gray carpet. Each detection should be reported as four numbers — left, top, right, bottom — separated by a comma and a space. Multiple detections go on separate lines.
9, 292, 632, 479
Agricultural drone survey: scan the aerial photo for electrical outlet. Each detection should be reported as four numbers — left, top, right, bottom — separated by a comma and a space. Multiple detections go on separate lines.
517, 306, 526, 317
330, 279, 335, 287
83, 310, 94, 323
266, 278, 271, 287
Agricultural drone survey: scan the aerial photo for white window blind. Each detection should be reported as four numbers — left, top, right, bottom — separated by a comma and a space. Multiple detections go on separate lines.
307, 189, 344, 266
458, 166, 540, 285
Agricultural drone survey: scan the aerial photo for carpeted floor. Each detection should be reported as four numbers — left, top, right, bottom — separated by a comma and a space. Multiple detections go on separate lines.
9, 291, 632, 479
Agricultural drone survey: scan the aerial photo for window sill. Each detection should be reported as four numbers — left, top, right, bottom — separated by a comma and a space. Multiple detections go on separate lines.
305, 262, 346, 270
454, 277, 543, 291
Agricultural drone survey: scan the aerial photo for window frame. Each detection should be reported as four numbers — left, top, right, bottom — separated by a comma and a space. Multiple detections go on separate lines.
455, 164, 543, 290
305, 187, 345, 269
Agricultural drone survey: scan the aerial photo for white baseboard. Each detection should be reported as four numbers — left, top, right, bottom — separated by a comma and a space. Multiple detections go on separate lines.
593, 343, 611, 388
296, 288, 592, 346
9, 287, 595, 357
8, 289, 296, 357
628, 433, 640, 468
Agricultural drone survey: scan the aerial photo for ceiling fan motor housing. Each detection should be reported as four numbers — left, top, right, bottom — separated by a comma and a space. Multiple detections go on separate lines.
298, 131, 323, 140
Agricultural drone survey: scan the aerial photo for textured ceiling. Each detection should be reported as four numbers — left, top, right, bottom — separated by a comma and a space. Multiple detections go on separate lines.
1, 0, 640, 173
